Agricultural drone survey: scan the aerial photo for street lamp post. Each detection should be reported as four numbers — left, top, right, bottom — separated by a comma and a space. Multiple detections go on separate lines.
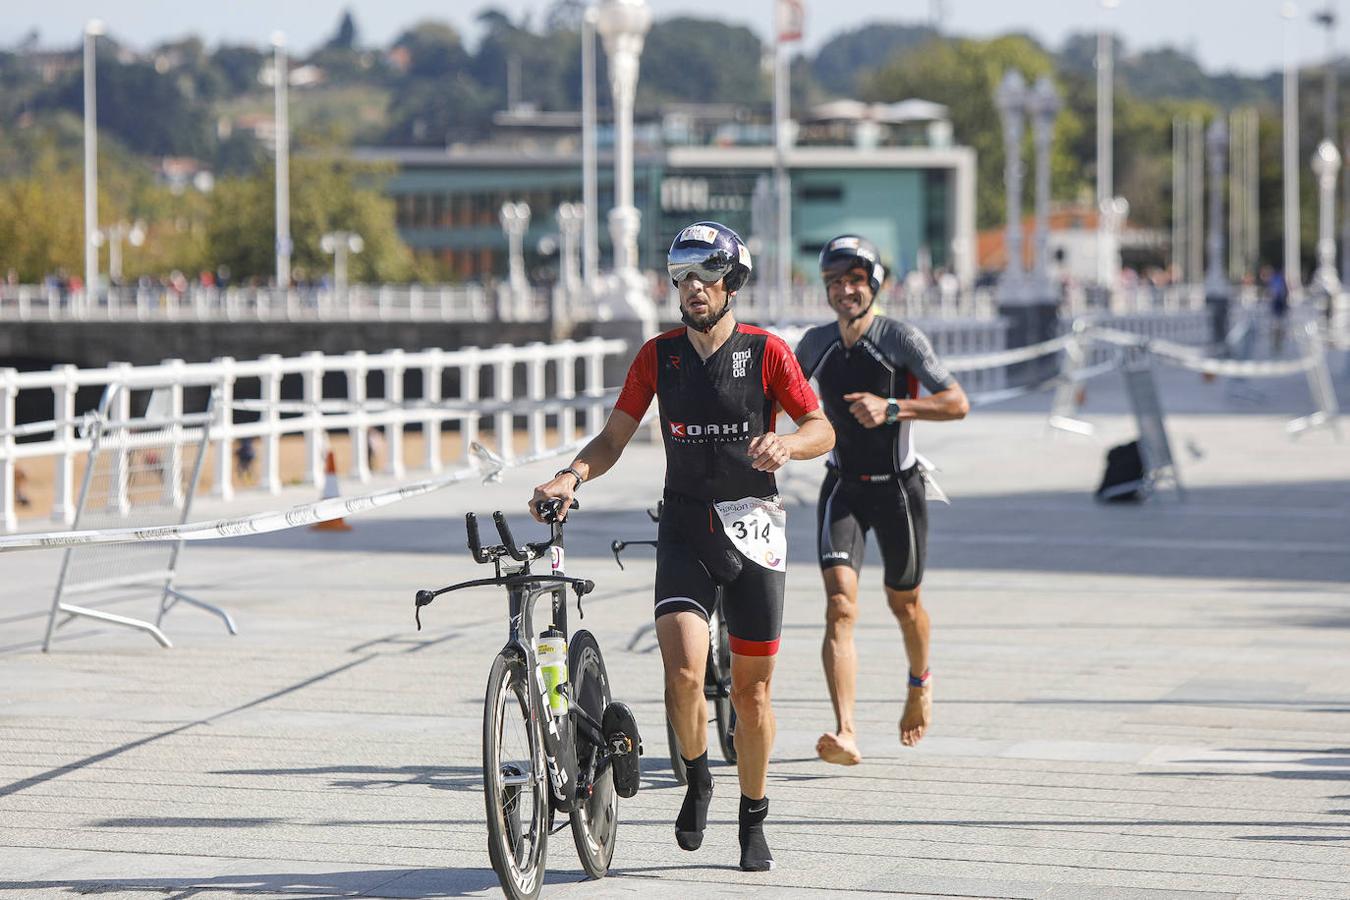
595, 0, 657, 332
83, 19, 104, 316
105, 220, 146, 284
556, 202, 584, 338
1029, 75, 1061, 292
320, 231, 364, 309
1312, 140, 1343, 303
499, 201, 532, 321
581, 7, 600, 286
1283, 2, 1304, 297
272, 32, 292, 294
994, 69, 1027, 302
1096, 0, 1120, 291
1205, 120, 1231, 351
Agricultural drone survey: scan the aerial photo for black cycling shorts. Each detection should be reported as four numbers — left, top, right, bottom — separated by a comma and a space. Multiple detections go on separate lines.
653, 491, 784, 657
816, 465, 928, 591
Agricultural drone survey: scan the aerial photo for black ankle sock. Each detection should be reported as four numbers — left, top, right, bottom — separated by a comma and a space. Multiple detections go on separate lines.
738, 794, 774, 871
675, 752, 713, 851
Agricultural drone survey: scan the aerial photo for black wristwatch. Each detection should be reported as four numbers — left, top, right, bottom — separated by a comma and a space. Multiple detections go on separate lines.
884, 398, 901, 425
555, 466, 583, 490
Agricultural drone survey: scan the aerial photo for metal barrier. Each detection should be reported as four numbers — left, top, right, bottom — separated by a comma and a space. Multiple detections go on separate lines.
42, 384, 235, 650
0, 338, 626, 532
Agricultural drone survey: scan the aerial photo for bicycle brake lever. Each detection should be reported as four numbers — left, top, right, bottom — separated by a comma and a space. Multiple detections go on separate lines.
610, 540, 625, 570
572, 578, 594, 619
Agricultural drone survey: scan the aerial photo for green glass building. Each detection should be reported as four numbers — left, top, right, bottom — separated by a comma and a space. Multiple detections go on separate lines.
354, 143, 975, 286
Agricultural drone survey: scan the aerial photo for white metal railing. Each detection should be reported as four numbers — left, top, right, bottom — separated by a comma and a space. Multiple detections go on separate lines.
0, 283, 550, 323
4, 280, 1279, 325
0, 337, 626, 532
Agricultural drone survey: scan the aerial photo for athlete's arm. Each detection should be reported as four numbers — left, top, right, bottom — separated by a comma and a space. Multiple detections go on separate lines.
529, 339, 655, 521
747, 408, 834, 471
842, 321, 970, 428
842, 384, 969, 427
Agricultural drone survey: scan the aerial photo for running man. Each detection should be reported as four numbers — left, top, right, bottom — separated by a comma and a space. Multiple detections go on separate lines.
530, 221, 834, 871
794, 235, 969, 765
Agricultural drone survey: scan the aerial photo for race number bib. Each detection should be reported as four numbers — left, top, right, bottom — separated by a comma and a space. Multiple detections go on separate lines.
713, 497, 787, 572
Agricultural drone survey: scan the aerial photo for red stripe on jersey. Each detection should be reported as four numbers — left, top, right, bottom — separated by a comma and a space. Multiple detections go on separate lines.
741, 324, 819, 422
729, 634, 781, 657
907, 372, 919, 401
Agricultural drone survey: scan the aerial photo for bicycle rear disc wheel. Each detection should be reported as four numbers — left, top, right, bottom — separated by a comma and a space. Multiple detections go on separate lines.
484, 653, 548, 900
568, 630, 619, 878
712, 610, 738, 764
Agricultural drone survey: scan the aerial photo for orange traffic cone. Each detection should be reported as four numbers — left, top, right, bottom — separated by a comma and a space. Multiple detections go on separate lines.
311, 450, 353, 532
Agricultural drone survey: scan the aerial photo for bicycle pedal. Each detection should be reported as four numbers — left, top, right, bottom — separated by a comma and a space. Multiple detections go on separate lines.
601, 701, 642, 798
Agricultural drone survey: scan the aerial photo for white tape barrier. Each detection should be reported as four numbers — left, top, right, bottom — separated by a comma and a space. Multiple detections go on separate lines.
946, 334, 1073, 372
1088, 326, 1319, 379
0, 438, 588, 553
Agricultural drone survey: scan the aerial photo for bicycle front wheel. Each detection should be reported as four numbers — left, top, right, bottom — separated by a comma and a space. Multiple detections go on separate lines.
483, 652, 549, 900
568, 630, 619, 878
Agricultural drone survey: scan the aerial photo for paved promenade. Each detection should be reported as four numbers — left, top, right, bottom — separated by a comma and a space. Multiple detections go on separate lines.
1, 361, 1348, 899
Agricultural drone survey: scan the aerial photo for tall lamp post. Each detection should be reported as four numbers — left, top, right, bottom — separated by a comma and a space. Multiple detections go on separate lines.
1096, 0, 1120, 291
994, 69, 1027, 302
272, 32, 292, 292
1205, 120, 1231, 351
499, 201, 532, 321
595, 0, 657, 330
1312, 140, 1343, 303
581, 6, 600, 285
83, 19, 104, 315
1283, 2, 1304, 298
1029, 75, 1061, 293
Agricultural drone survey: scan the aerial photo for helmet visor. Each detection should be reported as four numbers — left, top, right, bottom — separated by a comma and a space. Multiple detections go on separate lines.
668, 247, 734, 285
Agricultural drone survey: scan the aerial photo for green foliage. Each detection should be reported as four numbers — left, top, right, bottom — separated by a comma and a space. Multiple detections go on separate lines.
812, 22, 937, 96
206, 157, 413, 283
637, 18, 768, 108
864, 35, 1060, 228
0, 151, 85, 281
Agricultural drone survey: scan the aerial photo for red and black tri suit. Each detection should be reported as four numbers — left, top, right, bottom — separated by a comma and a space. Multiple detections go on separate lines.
614, 324, 819, 656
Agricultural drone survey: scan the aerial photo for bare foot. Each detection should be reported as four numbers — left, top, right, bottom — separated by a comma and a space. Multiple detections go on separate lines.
816, 731, 862, 765
899, 684, 932, 747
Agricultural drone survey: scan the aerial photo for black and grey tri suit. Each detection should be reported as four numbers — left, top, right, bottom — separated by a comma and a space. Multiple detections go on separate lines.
794, 316, 956, 590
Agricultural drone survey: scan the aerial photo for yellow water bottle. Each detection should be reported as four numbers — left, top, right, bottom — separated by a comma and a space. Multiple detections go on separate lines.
535, 628, 569, 716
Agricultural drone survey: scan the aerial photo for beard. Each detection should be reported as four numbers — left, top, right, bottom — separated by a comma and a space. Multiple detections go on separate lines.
682, 294, 728, 330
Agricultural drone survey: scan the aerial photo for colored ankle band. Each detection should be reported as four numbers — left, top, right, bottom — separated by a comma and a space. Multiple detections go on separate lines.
908, 669, 931, 688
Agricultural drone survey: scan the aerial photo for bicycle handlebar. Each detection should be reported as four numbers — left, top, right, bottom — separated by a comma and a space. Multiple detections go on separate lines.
413, 573, 596, 630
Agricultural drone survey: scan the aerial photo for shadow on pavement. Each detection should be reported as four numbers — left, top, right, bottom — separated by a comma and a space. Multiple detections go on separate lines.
0, 867, 578, 898
185, 478, 1350, 586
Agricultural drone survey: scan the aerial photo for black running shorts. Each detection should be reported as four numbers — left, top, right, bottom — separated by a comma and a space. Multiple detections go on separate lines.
653, 491, 784, 656
816, 465, 928, 591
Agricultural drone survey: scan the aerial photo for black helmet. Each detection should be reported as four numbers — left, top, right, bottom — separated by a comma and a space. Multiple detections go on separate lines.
818, 234, 887, 296
667, 221, 753, 294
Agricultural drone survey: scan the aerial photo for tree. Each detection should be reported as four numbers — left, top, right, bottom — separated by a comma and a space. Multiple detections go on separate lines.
813, 22, 937, 96
207, 157, 414, 283
327, 10, 359, 50
864, 35, 1063, 228
0, 151, 85, 281
637, 18, 768, 109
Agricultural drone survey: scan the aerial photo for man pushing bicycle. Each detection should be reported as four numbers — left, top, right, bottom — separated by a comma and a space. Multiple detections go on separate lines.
530, 221, 834, 871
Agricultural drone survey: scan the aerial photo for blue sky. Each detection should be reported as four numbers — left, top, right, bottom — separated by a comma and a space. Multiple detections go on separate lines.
0, 0, 1330, 76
